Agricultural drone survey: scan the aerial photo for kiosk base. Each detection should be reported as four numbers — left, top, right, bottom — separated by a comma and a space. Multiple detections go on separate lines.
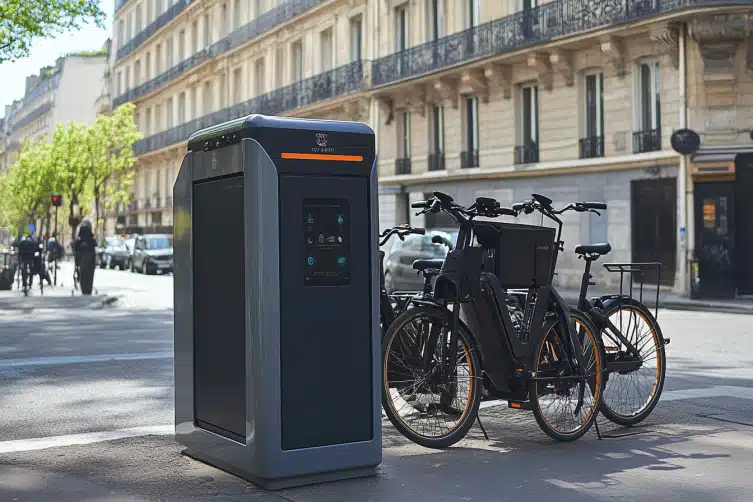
182, 449, 377, 490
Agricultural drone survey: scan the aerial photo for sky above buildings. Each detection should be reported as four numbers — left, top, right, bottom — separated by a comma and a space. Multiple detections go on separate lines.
0, 0, 114, 118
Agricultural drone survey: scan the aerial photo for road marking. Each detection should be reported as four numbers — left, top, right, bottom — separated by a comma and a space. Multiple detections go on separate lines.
0, 425, 175, 454
0, 351, 173, 369
478, 385, 753, 410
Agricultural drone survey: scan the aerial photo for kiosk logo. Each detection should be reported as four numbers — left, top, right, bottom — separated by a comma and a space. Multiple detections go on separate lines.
211, 152, 217, 170
315, 133, 328, 147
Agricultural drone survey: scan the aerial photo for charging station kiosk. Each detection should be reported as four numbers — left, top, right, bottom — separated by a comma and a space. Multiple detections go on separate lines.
172, 115, 380, 489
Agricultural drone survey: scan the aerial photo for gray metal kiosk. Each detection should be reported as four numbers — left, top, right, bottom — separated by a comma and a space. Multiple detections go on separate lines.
172, 115, 380, 489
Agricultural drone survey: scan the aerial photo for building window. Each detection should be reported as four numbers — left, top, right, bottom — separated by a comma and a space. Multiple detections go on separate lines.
634, 62, 661, 153
136, 4, 143, 31
580, 72, 604, 159
134, 60, 141, 86
350, 16, 362, 62
116, 71, 122, 96
145, 107, 152, 135
396, 112, 411, 174
291, 40, 303, 82
515, 85, 539, 165
255, 58, 265, 96
178, 30, 186, 61
221, 3, 228, 37
190, 86, 198, 119
255, 0, 264, 17
204, 14, 212, 46
145, 52, 151, 80
166, 36, 174, 68
192, 20, 199, 54
156, 0, 163, 17
203, 81, 212, 113
233, 0, 241, 29
466, 0, 479, 28
395, 4, 408, 52
320, 28, 333, 72
155, 44, 162, 73
429, 104, 445, 171
233, 68, 243, 104
155, 103, 162, 130
427, 0, 443, 40
134, 111, 140, 132
126, 12, 133, 41
461, 95, 479, 168
118, 20, 125, 49
125, 67, 131, 90
166, 98, 174, 128
219, 74, 226, 108
275, 46, 284, 88
178, 92, 186, 123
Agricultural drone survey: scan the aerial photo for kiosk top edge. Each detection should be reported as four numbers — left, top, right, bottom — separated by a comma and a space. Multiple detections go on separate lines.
187, 114, 374, 152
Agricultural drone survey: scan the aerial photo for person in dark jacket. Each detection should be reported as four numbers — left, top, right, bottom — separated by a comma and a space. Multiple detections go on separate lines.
74, 220, 98, 295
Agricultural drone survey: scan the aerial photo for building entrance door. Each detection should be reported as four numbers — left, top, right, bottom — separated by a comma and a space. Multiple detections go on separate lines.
631, 178, 677, 286
735, 154, 753, 295
694, 181, 735, 299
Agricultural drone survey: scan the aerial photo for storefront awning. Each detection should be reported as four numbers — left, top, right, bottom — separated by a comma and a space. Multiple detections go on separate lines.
692, 145, 753, 163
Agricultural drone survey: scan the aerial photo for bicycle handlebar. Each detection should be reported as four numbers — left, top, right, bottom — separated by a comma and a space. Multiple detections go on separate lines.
379, 224, 425, 247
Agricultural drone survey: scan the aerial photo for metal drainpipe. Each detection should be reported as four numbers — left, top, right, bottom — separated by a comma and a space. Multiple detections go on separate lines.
677, 22, 689, 296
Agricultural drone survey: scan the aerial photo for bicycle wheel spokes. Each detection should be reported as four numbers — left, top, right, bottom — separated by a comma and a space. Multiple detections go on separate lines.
601, 306, 663, 422
384, 314, 475, 440
534, 317, 602, 439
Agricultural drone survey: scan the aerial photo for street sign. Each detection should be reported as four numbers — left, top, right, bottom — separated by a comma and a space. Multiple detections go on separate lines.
28, 223, 35, 233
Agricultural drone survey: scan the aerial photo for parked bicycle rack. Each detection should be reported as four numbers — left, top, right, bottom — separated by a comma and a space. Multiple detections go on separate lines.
603, 262, 662, 320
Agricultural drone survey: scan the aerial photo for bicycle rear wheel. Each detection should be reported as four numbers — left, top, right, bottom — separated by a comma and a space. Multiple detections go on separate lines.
382, 305, 482, 449
599, 298, 666, 426
531, 310, 604, 441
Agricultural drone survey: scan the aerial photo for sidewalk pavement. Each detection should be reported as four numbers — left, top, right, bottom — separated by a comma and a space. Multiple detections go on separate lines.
557, 287, 753, 315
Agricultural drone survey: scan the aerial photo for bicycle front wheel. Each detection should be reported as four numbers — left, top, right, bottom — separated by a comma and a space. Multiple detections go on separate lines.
531, 310, 604, 441
599, 298, 666, 426
382, 305, 482, 449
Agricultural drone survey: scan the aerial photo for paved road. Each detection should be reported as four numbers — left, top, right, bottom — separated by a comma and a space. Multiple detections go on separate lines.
1, 270, 752, 501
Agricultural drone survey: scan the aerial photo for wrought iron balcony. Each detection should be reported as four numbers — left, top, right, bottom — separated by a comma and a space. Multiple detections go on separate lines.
113, 0, 325, 105
460, 150, 479, 169
579, 136, 604, 159
372, 0, 722, 87
133, 60, 364, 156
428, 152, 445, 171
514, 142, 539, 165
633, 129, 662, 154
10, 101, 53, 132
395, 158, 412, 175
117, 0, 191, 61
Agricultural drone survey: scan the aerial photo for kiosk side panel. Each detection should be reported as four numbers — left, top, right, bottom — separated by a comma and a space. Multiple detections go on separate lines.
192, 172, 247, 442
279, 174, 373, 451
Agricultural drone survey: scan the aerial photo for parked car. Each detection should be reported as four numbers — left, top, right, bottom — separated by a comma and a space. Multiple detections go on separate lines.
382, 229, 457, 293
98, 236, 129, 269
131, 234, 173, 275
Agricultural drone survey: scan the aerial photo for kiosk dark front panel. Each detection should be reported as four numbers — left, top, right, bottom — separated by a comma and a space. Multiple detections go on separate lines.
192, 173, 247, 441
279, 175, 373, 451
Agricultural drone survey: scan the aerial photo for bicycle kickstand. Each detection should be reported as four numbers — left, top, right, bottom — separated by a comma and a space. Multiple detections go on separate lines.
476, 413, 489, 441
593, 417, 603, 440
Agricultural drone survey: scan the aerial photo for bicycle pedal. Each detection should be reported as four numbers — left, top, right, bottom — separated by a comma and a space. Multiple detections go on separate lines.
507, 401, 532, 411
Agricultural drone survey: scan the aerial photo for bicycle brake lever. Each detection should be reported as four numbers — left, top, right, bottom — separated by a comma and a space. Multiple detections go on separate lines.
589, 209, 601, 216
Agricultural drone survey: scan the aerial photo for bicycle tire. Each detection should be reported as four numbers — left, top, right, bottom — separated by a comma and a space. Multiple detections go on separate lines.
598, 298, 666, 426
382, 305, 482, 449
531, 310, 605, 442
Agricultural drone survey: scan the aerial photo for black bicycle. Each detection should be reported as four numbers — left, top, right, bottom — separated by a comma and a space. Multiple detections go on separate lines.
19, 253, 43, 297
382, 193, 604, 448
379, 225, 443, 337
512, 195, 668, 426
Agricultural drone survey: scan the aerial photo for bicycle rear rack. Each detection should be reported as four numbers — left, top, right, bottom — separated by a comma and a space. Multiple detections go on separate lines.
602, 262, 662, 320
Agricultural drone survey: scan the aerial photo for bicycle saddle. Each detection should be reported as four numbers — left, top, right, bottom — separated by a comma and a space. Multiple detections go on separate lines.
413, 259, 444, 272
574, 242, 611, 256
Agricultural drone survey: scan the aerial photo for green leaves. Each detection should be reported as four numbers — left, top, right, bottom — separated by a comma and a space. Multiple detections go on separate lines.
0, 1, 105, 63
0, 103, 141, 235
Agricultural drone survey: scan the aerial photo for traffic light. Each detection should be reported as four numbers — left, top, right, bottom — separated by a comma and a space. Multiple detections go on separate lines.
51, 193, 63, 207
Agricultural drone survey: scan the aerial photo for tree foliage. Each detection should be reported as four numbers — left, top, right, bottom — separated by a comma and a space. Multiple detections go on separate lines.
0, 104, 140, 240
0, 0, 105, 63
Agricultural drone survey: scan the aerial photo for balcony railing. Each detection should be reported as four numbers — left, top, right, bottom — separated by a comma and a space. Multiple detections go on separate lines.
372, 0, 716, 87
10, 101, 53, 132
633, 129, 661, 153
428, 152, 445, 171
117, 0, 191, 61
113, 0, 325, 106
395, 158, 412, 175
133, 60, 364, 156
461, 150, 479, 169
579, 136, 604, 159
514, 142, 539, 165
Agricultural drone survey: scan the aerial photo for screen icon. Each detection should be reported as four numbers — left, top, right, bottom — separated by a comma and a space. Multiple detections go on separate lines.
336, 256, 347, 265
307, 256, 315, 266
306, 213, 314, 225
337, 214, 344, 225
